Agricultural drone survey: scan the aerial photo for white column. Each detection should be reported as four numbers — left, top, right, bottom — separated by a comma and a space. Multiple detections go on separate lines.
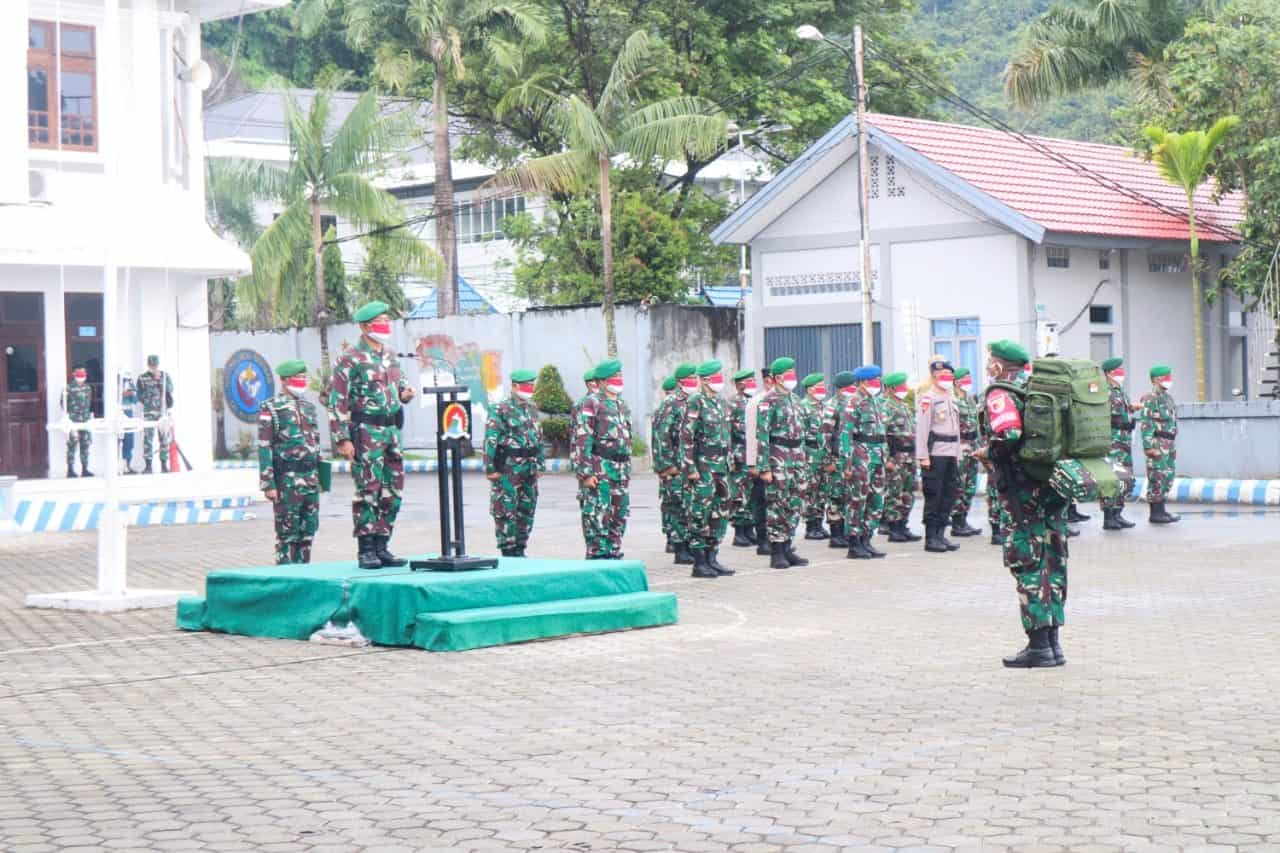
175, 274, 213, 468
0, 0, 28, 204
44, 286, 67, 477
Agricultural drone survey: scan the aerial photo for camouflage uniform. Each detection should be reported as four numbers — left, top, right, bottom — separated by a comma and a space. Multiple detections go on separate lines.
822, 396, 846, 528
840, 393, 888, 541
258, 392, 321, 564
680, 389, 732, 552
729, 391, 753, 527
882, 395, 917, 528
756, 386, 805, 543
799, 396, 827, 526
484, 394, 545, 553
652, 391, 690, 545
574, 392, 633, 558
329, 338, 408, 537
951, 391, 981, 523
137, 369, 173, 472
1139, 387, 1177, 503
64, 381, 93, 473
1102, 381, 1135, 511
986, 372, 1028, 538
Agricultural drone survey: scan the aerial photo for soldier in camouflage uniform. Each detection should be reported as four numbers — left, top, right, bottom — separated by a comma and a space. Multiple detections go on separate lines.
1100, 357, 1137, 530
983, 345, 1029, 546
1140, 364, 1180, 524
799, 373, 831, 540
729, 368, 758, 547
949, 367, 983, 537
880, 372, 921, 542
651, 375, 678, 550
756, 357, 808, 569
841, 365, 889, 559
137, 355, 173, 474
976, 339, 1067, 669
330, 301, 415, 570
485, 369, 545, 557
680, 360, 735, 578
258, 359, 321, 564
824, 372, 856, 549
574, 359, 633, 559
63, 366, 93, 477
654, 363, 697, 563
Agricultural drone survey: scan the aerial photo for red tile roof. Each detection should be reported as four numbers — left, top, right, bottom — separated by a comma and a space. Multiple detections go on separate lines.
869, 113, 1244, 243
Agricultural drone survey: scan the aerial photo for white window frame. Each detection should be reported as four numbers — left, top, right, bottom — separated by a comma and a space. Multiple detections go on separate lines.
1046, 246, 1071, 269
1148, 252, 1186, 273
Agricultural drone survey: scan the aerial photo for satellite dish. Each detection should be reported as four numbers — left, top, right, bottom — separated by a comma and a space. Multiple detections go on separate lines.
180, 60, 213, 92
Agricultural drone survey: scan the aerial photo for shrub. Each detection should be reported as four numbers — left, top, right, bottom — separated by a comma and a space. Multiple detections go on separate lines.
532, 365, 573, 414
540, 415, 572, 457
631, 436, 647, 458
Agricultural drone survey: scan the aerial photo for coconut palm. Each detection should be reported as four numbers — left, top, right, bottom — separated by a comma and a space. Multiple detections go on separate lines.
492, 30, 728, 356
1143, 115, 1239, 401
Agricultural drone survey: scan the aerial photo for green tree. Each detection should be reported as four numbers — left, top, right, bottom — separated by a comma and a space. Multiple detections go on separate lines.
493, 30, 727, 356
1142, 116, 1239, 402
351, 233, 411, 312
205, 160, 261, 330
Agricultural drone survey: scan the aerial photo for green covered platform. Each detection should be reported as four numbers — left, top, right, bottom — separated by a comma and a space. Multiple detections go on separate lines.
176, 557, 677, 651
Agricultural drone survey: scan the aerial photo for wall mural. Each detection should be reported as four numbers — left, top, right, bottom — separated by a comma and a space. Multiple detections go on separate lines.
223, 349, 275, 424
414, 334, 503, 412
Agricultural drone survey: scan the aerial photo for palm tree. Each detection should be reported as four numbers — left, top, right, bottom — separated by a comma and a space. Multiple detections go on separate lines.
492, 30, 728, 356
217, 88, 433, 374
299, 0, 545, 319
1143, 115, 1239, 401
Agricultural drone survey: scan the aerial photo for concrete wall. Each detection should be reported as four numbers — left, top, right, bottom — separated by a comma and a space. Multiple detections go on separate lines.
1138, 400, 1280, 480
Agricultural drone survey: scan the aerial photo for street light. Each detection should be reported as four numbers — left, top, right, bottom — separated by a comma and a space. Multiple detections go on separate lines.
797, 22, 876, 366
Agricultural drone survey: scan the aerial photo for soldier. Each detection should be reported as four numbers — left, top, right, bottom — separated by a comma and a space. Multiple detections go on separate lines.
569, 366, 598, 519
916, 357, 962, 553
258, 359, 321, 565
880, 372, 921, 542
824, 371, 857, 549
330, 300, 415, 570
651, 375, 678, 552
841, 365, 889, 559
1140, 364, 1180, 524
573, 368, 599, 423
63, 365, 93, 478
574, 359, 633, 559
975, 339, 1067, 669
655, 364, 698, 563
745, 366, 773, 556
799, 373, 830, 540
137, 354, 174, 474
485, 369, 546, 557
120, 372, 138, 474
729, 368, 758, 547
756, 357, 808, 569
1099, 357, 1138, 530
949, 367, 983, 538
680, 360, 735, 578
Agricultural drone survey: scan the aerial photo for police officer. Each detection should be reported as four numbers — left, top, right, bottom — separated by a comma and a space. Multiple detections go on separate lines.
1100, 357, 1138, 530
137, 355, 174, 474
799, 373, 830, 540
63, 365, 93, 478
1140, 364, 1180, 524
654, 363, 698, 563
573, 359, 633, 558
729, 368, 758, 547
330, 300, 415, 570
950, 367, 983, 538
259, 359, 321, 564
485, 369, 546, 557
756, 357, 808, 569
680, 360, 734, 578
916, 357, 961, 553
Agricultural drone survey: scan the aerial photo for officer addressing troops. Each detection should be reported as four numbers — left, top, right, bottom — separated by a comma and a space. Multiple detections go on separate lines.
654, 363, 697, 563
824, 371, 857, 549
330, 300, 414, 570
799, 373, 831, 540
729, 368, 758, 547
840, 365, 888, 560
1100, 357, 1138, 530
880, 371, 921, 542
63, 365, 93, 478
258, 359, 321, 565
756, 357, 808, 569
949, 367, 983, 538
484, 369, 546, 558
137, 354, 174, 474
574, 359, 633, 559
1140, 364, 1181, 524
917, 357, 962, 553
680, 360, 735, 578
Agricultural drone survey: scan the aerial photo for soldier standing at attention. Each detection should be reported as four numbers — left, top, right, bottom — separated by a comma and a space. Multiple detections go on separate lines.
880, 372, 921, 542
729, 368, 758, 547
975, 340, 1067, 669
330, 300, 415, 570
841, 365, 888, 560
680, 360, 735, 578
651, 375, 678, 552
573, 368, 598, 422
1100, 357, 1138, 530
63, 365, 93, 478
137, 354, 173, 474
570, 367, 598, 528
917, 357, 962, 554
824, 372, 857, 549
574, 359, 633, 559
485, 369, 545, 558
655, 364, 698, 564
745, 366, 773, 556
1140, 364, 1181, 524
949, 367, 983, 538
120, 372, 139, 474
799, 373, 830, 540
258, 360, 321, 565
757, 357, 809, 569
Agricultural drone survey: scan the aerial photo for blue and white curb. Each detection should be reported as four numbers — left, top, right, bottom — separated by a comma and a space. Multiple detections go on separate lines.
12, 497, 256, 533
973, 474, 1280, 506
217, 458, 576, 474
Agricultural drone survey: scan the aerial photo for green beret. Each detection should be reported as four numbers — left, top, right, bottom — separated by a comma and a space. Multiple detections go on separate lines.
662, 376, 677, 392
276, 359, 307, 378
583, 367, 597, 383
954, 367, 971, 380
733, 368, 754, 382
146, 354, 160, 366
834, 370, 856, 388
770, 356, 795, 375
801, 372, 824, 388
990, 339, 1030, 366
883, 372, 907, 387
674, 363, 696, 380
696, 359, 722, 377
511, 368, 537, 384
354, 300, 390, 323
1150, 364, 1172, 379
594, 359, 622, 380
1101, 357, 1123, 372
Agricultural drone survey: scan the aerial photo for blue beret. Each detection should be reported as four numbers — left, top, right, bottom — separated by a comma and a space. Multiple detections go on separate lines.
852, 365, 882, 382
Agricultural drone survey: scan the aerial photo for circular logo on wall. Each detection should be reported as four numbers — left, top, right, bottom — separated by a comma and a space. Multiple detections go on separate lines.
223, 349, 275, 423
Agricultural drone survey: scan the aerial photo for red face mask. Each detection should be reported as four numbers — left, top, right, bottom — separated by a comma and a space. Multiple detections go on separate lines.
958, 378, 973, 391
780, 370, 798, 390
367, 320, 392, 338
839, 385, 857, 397
741, 378, 758, 395
514, 381, 536, 398
72, 372, 87, 381
892, 385, 909, 399
606, 376, 625, 393
810, 383, 827, 397
285, 376, 308, 392
865, 379, 883, 395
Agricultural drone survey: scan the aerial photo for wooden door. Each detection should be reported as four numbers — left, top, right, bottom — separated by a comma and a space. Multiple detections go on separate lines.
0, 293, 48, 479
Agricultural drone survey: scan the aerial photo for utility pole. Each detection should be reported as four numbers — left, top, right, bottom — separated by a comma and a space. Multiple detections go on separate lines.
854, 24, 875, 365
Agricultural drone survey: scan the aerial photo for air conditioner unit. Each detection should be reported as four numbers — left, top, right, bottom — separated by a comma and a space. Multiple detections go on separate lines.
28, 169, 53, 205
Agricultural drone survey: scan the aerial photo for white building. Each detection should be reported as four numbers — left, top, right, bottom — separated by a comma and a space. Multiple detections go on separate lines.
0, 0, 285, 481
713, 113, 1248, 400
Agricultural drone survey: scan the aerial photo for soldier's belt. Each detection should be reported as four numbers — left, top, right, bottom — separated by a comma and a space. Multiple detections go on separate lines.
505, 447, 541, 459
889, 438, 915, 454
929, 432, 958, 442
804, 439, 823, 449
1153, 430, 1177, 440
772, 437, 802, 449
960, 431, 978, 441
351, 410, 397, 427
593, 446, 630, 462
1111, 419, 1135, 431
852, 434, 886, 444
275, 456, 319, 473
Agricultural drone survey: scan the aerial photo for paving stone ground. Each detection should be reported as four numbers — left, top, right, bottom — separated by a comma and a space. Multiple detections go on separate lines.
2, 472, 1278, 852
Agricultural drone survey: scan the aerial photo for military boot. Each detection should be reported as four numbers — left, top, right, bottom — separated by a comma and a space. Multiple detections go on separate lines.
769, 541, 790, 570
143, 460, 153, 474
690, 548, 718, 579
373, 535, 407, 567
886, 521, 912, 543
898, 521, 922, 542
783, 540, 809, 566
1115, 508, 1136, 528
827, 520, 849, 548
941, 530, 960, 551
846, 533, 871, 559
924, 525, 949, 554
357, 536, 382, 570
863, 534, 886, 559
1102, 508, 1123, 531
665, 537, 676, 553
80, 465, 92, 477
1150, 502, 1181, 524
1067, 504, 1091, 523
950, 515, 981, 537
1066, 524, 1081, 538
756, 524, 771, 556
673, 542, 695, 565
707, 549, 736, 576
1002, 628, 1058, 668
803, 518, 829, 540
1049, 626, 1066, 666
66, 463, 77, 478
990, 527, 1005, 546
731, 525, 753, 548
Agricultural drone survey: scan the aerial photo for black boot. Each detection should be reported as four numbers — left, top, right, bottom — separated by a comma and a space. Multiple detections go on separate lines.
1002, 628, 1058, 668
863, 533, 886, 559
143, 462, 153, 474
898, 521, 922, 542
783, 539, 809, 566
1066, 525, 1081, 538
731, 525, 753, 547
66, 464, 77, 478
1115, 507, 1136, 528
990, 527, 1005, 546
500, 547, 518, 558
707, 548, 735, 576
1067, 504, 1091, 523
1102, 508, 1123, 531
673, 543, 695, 565
828, 520, 849, 549
1150, 501, 1181, 524
357, 536, 382, 570
942, 531, 960, 551
924, 525, 949, 553
80, 467, 92, 477
950, 515, 982, 537
846, 533, 871, 559
374, 535, 407, 567
756, 524, 771, 556
1049, 626, 1066, 666
886, 521, 910, 543
665, 537, 676, 554
804, 518, 829, 540
769, 541, 790, 570
878, 520, 891, 537
691, 548, 718, 578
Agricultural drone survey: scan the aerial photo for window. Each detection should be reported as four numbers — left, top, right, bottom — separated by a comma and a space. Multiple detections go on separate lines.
456, 195, 526, 244
1149, 252, 1186, 273
1098, 251, 1111, 270
1046, 246, 1070, 269
65, 294, 104, 417
1089, 305, 1113, 324
930, 317, 982, 388
28, 21, 98, 152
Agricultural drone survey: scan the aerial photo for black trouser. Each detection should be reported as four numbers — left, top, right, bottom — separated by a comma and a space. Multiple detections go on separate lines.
750, 477, 767, 526
921, 455, 959, 528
